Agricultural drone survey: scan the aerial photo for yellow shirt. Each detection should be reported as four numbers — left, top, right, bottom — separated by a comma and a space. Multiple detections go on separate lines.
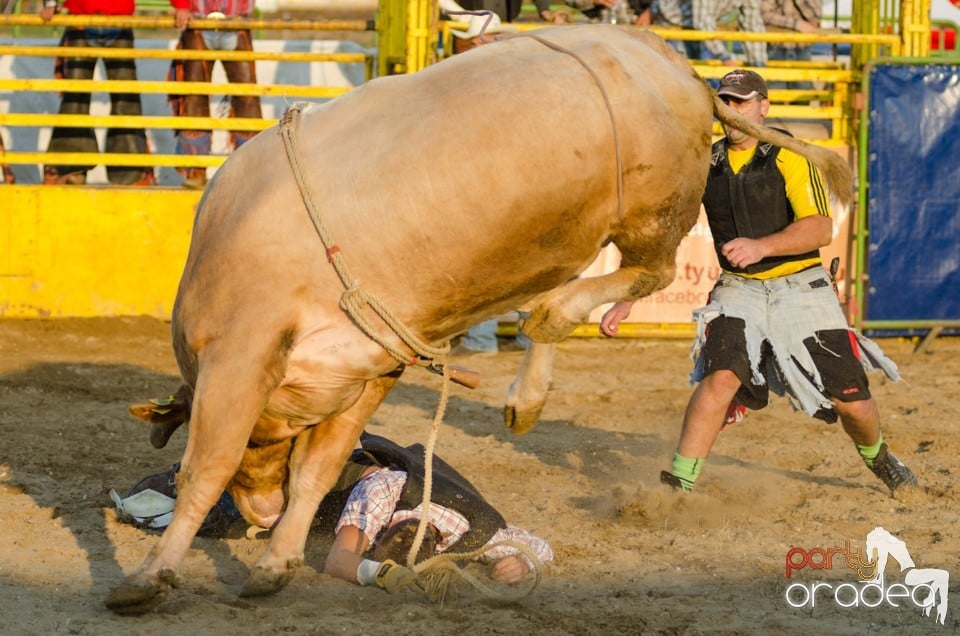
725, 145, 832, 280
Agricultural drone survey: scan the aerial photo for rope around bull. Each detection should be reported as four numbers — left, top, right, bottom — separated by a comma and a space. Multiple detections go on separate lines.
278, 105, 449, 370
528, 33, 624, 222
278, 106, 541, 602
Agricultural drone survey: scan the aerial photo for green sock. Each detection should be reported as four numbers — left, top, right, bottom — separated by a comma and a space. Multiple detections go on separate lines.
671, 453, 704, 491
858, 434, 884, 468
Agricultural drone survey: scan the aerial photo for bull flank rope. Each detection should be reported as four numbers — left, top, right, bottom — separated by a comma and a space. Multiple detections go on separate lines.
529, 33, 624, 222
278, 105, 540, 603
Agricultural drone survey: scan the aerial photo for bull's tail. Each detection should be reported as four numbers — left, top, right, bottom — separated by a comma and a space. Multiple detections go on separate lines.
712, 95, 854, 209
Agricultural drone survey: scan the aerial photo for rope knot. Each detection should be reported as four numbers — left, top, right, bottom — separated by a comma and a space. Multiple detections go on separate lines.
279, 105, 300, 130
339, 283, 369, 313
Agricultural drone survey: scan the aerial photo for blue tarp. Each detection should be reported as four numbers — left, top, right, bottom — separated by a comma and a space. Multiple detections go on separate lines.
866, 62, 960, 322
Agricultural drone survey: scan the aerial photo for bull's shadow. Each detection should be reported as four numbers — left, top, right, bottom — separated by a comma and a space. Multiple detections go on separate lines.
0, 362, 243, 599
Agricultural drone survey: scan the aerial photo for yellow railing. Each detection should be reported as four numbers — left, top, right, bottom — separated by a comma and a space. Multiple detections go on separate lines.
0, 13, 374, 178
0, 2, 931, 181
0, 0, 941, 322
0, 13, 372, 32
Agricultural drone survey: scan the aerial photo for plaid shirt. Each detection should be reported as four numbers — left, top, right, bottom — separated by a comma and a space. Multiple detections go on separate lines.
336, 468, 553, 566
652, 0, 691, 28
761, 0, 821, 48
693, 0, 767, 66
760, 0, 820, 30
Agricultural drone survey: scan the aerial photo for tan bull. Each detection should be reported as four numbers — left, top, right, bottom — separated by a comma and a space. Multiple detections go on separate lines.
106, 25, 851, 613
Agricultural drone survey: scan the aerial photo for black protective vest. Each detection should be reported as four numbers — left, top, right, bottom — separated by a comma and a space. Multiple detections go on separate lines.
332, 432, 507, 552
702, 136, 820, 275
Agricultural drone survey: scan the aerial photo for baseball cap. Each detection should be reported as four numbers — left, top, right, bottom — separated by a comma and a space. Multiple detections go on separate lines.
717, 69, 768, 100
450, 12, 519, 39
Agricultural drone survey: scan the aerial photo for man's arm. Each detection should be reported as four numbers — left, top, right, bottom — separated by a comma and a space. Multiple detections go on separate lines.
760, 0, 793, 30
323, 524, 370, 584
721, 215, 832, 269
170, 0, 192, 29
324, 524, 422, 592
40, 0, 57, 22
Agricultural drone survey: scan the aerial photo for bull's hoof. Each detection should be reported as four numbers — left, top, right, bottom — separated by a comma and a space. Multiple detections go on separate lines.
503, 404, 543, 435
239, 560, 301, 597
105, 569, 178, 615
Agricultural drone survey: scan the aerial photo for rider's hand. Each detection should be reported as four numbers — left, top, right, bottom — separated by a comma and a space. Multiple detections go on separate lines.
374, 559, 421, 593
490, 555, 530, 583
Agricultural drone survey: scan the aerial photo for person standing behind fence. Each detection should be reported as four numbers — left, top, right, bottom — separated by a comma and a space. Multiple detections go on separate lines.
693, 0, 767, 67
562, 0, 652, 25
454, 0, 565, 25
649, 0, 700, 60
761, 0, 819, 88
39, 0, 154, 186
168, 0, 263, 189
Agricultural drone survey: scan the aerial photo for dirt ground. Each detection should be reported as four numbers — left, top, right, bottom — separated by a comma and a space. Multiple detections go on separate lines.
0, 317, 957, 635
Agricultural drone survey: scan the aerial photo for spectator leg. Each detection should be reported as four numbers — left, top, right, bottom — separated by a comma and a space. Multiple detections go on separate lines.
174, 29, 213, 187
224, 30, 263, 150
104, 28, 153, 185
45, 28, 97, 184
462, 318, 499, 352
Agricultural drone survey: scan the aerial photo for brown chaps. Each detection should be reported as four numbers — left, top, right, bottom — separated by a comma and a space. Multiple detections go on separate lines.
170, 28, 263, 180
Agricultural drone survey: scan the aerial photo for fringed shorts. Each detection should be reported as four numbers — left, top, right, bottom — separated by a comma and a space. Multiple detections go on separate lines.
690, 266, 900, 423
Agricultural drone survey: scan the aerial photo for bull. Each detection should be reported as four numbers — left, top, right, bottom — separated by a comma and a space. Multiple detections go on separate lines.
106, 25, 852, 613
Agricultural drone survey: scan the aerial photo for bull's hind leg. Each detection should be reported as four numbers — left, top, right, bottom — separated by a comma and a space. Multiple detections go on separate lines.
502, 263, 673, 434
504, 342, 555, 434
522, 261, 677, 343
240, 372, 401, 597
523, 196, 702, 343
105, 327, 295, 614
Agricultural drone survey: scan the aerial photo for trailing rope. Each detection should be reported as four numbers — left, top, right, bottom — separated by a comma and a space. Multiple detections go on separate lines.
528, 33, 624, 222
414, 539, 543, 605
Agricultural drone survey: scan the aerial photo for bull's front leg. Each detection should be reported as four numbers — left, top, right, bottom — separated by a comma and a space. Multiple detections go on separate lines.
105, 384, 263, 614
522, 264, 675, 343
240, 372, 400, 597
105, 326, 297, 614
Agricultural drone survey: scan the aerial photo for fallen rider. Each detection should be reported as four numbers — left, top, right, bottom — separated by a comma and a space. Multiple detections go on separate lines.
111, 432, 553, 593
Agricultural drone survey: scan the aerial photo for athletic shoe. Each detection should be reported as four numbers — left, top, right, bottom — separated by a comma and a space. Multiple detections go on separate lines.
723, 402, 746, 427
869, 443, 919, 492
660, 470, 691, 491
